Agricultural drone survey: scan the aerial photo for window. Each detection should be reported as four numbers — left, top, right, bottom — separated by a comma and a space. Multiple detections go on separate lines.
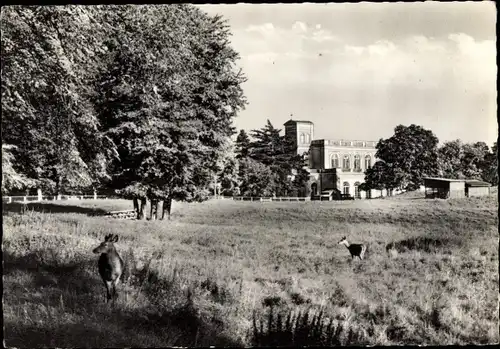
331, 154, 339, 168
354, 155, 361, 172
305, 133, 310, 144
365, 155, 372, 169
354, 182, 361, 199
343, 182, 350, 195
300, 133, 305, 144
343, 155, 350, 170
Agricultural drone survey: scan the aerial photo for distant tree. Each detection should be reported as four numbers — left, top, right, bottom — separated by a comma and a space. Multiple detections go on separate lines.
235, 129, 251, 159
238, 158, 277, 197
438, 140, 465, 179
291, 165, 311, 197
249, 120, 284, 167
248, 120, 306, 196
482, 142, 498, 185
438, 140, 494, 182
375, 124, 440, 190
213, 139, 240, 196
461, 142, 490, 179
363, 160, 400, 192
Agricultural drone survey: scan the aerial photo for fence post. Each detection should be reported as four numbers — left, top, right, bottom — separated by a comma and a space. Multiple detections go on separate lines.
93, 190, 97, 200
23, 196, 27, 203
57, 194, 61, 200
8, 196, 12, 203
37, 188, 43, 202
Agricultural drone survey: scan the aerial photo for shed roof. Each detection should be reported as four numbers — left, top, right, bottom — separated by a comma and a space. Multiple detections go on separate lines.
465, 180, 492, 187
423, 177, 465, 183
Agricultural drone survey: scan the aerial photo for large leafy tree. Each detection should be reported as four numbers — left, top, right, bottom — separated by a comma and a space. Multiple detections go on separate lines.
1, 6, 115, 194
375, 124, 440, 190
94, 5, 246, 219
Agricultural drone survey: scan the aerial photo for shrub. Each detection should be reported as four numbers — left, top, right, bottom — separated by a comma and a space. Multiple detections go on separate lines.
251, 307, 366, 346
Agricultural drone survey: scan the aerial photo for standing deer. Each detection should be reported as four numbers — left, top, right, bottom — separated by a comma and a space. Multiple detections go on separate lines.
92, 234, 124, 303
338, 236, 367, 260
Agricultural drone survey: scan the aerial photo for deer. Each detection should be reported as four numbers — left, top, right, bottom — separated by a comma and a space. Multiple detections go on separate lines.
338, 236, 367, 260
92, 234, 124, 304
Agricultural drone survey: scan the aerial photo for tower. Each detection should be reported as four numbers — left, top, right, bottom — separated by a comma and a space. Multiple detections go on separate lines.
284, 119, 314, 156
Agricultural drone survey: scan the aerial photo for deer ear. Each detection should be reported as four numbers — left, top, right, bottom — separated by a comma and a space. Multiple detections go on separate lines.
114, 235, 119, 242
104, 234, 111, 241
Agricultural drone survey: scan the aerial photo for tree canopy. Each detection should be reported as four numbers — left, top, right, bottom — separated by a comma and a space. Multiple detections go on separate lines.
370, 124, 440, 191
1, 5, 247, 218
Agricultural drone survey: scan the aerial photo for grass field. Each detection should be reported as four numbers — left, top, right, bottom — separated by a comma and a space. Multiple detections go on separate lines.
3, 190, 499, 346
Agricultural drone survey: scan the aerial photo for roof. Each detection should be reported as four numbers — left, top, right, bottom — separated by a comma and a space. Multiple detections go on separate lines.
465, 180, 492, 187
423, 177, 465, 182
283, 119, 314, 126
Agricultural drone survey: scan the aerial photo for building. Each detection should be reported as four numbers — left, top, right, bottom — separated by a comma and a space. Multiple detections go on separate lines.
283, 120, 314, 156
423, 177, 492, 199
423, 177, 466, 199
284, 119, 384, 199
465, 180, 492, 197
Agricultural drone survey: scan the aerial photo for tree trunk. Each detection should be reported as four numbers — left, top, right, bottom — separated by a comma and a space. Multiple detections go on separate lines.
133, 197, 139, 219
138, 198, 146, 220
161, 197, 172, 220
150, 199, 158, 221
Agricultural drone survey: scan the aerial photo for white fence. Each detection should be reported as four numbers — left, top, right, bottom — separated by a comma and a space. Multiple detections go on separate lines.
2, 194, 108, 204
211, 196, 312, 202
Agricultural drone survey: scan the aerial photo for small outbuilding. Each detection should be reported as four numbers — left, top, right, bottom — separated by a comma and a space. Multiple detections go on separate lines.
465, 180, 491, 197
423, 177, 465, 199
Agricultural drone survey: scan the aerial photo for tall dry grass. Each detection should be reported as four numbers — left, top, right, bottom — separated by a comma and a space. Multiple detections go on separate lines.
3, 192, 499, 346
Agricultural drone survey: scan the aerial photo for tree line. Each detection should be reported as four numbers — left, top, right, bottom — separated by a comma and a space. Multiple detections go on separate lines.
363, 124, 498, 193
1, 5, 247, 219
215, 120, 310, 198
2, 6, 496, 216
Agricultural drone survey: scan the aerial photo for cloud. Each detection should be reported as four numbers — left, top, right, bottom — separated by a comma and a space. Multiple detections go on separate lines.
292, 21, 308, 33
235, 21, 496, 99
245, 22, 275, 35
239, 22, 340, 58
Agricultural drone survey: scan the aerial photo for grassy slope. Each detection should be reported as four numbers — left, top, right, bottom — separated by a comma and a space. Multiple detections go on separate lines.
3, 192, 499, 346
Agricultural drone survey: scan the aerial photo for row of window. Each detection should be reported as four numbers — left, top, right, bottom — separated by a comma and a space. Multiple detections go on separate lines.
310, 182, 372, 199
344, 181, 364, 198
331, 154, 372, 170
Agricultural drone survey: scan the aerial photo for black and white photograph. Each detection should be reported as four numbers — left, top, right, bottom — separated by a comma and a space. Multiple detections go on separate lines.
2, 2, 498, 347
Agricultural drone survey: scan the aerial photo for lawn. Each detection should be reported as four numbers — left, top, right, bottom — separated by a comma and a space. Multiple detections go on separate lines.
3, 191, 499, 346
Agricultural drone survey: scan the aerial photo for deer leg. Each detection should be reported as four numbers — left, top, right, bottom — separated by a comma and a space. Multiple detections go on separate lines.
113, 277, 120, 301
104, 280, 112, 303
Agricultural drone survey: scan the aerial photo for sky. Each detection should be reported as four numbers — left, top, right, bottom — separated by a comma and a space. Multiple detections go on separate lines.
198, 2, 497, 147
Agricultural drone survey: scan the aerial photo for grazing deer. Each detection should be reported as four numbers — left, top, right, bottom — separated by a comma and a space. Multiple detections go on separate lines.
92, 234, 124, 303
338, 236, 367, 260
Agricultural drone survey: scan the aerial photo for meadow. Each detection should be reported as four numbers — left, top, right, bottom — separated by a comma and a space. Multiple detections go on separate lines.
3, 190, 499, 347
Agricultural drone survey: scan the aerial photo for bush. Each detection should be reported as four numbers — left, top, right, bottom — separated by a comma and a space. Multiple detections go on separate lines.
251, 307, 366, 346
